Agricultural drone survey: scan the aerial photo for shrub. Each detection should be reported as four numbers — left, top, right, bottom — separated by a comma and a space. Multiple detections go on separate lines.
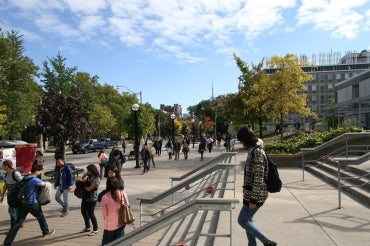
263, 127, 362, 154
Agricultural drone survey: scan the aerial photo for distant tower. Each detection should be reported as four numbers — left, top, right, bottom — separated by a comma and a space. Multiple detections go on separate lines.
211, 81, 215, 101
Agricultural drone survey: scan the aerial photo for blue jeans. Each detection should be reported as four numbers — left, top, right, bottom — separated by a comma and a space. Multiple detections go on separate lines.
238, 204, 269, 246
8, 206, 18, 228
101, 226, 125, 245
55, 187, 70, 212
4, 203, 50, 245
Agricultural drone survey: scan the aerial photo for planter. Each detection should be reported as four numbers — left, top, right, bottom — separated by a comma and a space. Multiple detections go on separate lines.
269, 152, 302, 168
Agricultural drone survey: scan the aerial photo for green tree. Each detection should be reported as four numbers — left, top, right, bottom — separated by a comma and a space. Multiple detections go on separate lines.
0, 30, 40, 139
263, 54, 311, 141
89, 104, 117, 137
37, 53, 90, 158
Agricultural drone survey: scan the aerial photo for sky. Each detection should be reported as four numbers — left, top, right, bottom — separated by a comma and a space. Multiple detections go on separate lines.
1, 0, 370, 114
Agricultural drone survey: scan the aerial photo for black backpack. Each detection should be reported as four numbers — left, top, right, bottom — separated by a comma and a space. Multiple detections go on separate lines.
7, 176, 33, 208
255, 146, 282, 193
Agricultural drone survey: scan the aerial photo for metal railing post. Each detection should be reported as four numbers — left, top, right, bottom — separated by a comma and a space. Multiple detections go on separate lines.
337, 161, 342, 209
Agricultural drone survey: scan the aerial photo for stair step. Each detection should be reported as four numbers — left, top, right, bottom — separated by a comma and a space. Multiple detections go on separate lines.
305, 166, 370, 208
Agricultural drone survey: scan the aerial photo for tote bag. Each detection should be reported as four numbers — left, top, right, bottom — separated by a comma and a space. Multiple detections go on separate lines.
119, 191, 135, 225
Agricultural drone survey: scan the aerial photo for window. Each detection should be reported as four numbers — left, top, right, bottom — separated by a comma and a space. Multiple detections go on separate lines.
311, 95, 317, 104
311, 74, 316, 83
353, 84, 359, 98
319, 74, 325, 83
312, 85, 316, 93
328, 83, 333, 93
328, 73, 333, 82
320, 85, 325, 94
336, 73, 341, 82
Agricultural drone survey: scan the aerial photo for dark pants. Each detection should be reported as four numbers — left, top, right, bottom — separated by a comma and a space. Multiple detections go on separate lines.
143, 158, 150, 172
81, 201, 98, 231
4, 203, 50, 245
101, 226, 125, 245
8, 206, 18, 228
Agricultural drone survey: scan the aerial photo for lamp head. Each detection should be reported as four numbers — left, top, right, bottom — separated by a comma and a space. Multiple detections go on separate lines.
131, 103, 140, 112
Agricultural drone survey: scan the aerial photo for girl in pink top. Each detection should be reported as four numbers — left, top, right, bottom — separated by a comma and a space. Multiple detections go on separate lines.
101, 177, 129, 245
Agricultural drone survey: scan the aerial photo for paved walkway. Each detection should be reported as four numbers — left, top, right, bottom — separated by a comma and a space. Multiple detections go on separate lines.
0, 144, 369, 245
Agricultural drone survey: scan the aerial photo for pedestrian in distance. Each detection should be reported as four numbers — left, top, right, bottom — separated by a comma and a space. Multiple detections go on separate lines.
140, 142, 151, 174
198, 137, 206, 161
182, 137, 190, 160
165, 139, 173, 160
79, 164, 100, 236
236, 126, 277, 246
0, 160, 23, 228
3, 164, 55, 246
173, 139, 181, 160
98, 149, 108, 179
101, 177, 130, 245
54, 157, 74, 217
149, 142, 156, 167
121, 138, 126, 153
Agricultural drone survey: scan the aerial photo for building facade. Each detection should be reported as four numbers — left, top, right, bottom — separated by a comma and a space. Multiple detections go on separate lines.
264, 50, 370, 128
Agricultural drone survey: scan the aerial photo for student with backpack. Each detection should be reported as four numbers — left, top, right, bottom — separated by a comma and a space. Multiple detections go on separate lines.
0, 160, 23, 228
236, 126, 277, 246
3, 164, 55, 246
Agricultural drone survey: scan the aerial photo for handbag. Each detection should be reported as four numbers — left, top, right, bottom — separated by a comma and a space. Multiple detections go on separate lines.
119, 191, 135, 225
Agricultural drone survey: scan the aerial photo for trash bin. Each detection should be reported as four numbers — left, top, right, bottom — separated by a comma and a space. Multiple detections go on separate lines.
15, 143, 37, 173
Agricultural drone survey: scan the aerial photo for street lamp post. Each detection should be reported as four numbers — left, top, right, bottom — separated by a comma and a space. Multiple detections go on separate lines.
199, 121, 202, 140
132, 103, 140, 168
171, 113, 176, 142
191, 119, 195, 148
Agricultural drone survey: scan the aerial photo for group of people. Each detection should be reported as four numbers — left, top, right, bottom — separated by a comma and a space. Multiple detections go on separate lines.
1, 128, 278, 246
0, 146, 130, 246
164, 137, 190, 160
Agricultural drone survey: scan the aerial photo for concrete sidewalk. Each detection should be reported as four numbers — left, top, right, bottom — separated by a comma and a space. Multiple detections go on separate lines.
0, 144, 369, 245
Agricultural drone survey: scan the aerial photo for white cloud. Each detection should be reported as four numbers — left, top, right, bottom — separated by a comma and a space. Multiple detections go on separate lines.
63, 0, 107, 14
2, 0, 370, 63
235, 0, 296, 39
297, 0, 368, 39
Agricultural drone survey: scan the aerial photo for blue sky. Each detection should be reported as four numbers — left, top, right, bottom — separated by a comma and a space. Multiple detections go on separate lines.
1, 0, 370, 114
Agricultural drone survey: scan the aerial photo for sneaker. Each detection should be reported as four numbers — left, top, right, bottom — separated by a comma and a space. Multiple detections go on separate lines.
264, 240, 277, 246
43, 229, 55, 237
88, 230, 98, 236
60, 212, 68, 217
80, 228, 91, 233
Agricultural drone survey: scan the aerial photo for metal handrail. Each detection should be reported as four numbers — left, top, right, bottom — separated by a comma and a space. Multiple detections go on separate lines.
138, 164, 237, 226
301, 132, 370, 180
108, 198, 240, 246
170, 152, 237, 185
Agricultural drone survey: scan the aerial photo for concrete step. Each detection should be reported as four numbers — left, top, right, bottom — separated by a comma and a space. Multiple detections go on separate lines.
305, 165, 370, 208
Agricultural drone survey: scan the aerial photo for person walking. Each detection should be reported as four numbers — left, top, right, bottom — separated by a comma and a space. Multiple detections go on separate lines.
0, 160, 23, 228
79, 164, 100, 236
198, 137, 206, 161
3, 165, 55, 246
236, 126, 277, 246
165, 139, 173, 160
101, 177, 130, 245
182, 137, 189, 160
54, 158, 74, 217
121, 138, 126, 153
150, 142, 156, 167
173, 139, 181, 160
98, 149, 108, 179
140, 142, 151, 174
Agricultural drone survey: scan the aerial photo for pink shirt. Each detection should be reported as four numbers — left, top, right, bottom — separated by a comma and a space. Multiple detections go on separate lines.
101, 190, 129, 231
98, 153, 108, 164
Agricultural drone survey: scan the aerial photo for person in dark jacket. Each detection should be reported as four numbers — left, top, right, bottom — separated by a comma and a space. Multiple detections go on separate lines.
54, 157, 74, 217
237, 126, 277, 246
